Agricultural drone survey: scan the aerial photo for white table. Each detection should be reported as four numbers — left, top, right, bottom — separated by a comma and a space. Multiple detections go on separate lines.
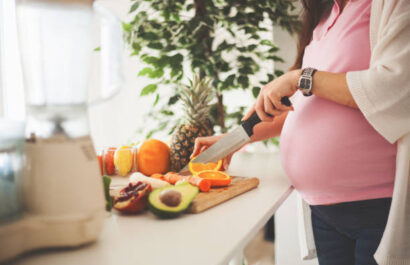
12, 152, 293, 265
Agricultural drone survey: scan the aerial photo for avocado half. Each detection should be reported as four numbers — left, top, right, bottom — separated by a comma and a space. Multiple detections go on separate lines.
148, 182, 199, 218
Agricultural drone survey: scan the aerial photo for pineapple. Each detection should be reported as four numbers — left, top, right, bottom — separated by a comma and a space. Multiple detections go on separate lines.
169, 75, 214, 172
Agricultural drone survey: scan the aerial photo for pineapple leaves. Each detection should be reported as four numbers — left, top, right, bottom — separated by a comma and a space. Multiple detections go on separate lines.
177, 75, 214, 127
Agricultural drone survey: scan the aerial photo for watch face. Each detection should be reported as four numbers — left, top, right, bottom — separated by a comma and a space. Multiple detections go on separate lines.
299, 68, 316, 97
299, 77, 311, 89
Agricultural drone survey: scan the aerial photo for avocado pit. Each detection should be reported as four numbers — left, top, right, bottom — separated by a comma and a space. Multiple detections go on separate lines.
160, 189, 182, 207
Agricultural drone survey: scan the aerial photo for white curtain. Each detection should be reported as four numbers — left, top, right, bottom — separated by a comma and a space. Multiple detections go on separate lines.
0, 0, 25, 120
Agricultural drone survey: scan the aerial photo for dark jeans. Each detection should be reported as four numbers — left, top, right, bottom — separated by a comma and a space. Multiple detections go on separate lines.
310, 198, 392, 265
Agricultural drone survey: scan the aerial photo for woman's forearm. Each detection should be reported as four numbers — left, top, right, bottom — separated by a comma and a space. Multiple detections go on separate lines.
249, 111, 288, 142
312, 71, 358, 109
243, 69, 356, 141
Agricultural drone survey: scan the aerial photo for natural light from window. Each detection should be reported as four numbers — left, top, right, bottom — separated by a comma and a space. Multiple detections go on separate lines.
0, 0, 25, 120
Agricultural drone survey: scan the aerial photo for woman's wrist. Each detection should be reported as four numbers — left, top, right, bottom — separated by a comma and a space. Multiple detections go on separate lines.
289, 69, 302, 93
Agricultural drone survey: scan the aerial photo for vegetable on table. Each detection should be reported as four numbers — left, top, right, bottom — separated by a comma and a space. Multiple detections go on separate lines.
129, 172, 170, 189
103, 175, 113, 211
163, 172, 211, 192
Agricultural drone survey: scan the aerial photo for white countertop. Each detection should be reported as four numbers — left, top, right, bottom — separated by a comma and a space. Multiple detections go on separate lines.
11, 152, 293, 265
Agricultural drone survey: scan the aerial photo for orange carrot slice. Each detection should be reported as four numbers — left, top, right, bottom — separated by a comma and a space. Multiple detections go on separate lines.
151, 173, 165, 180
187, 176, 211, 192
162, 172, 211, 192
163, 172, 184, 185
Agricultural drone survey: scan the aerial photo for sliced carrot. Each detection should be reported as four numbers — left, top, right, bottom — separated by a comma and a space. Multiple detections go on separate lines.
151, 173, 165, 180
162, 172, 210, 192
187, 176, 211, 192
163, 172, 185, 185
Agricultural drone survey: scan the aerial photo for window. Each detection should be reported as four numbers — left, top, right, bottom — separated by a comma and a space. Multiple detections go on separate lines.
0, 0, 25, 120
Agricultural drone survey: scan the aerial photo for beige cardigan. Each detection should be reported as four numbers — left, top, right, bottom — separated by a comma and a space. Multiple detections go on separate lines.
298, 0, 410, 264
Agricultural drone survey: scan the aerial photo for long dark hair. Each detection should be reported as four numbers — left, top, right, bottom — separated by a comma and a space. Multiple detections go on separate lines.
291, 0, 333, 69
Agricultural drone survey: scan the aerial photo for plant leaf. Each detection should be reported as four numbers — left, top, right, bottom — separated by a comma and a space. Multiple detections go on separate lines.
122, 22, 131, 33
150, 69, 164, 78
129, 2, 139, 13
275, 70, 284, 77
168, 95, 180, 105
252, 86, 260, 98
147, 42, 164, 49
140, 84, 157, 96
138, 67, 154, 76
153, 94, 160, 106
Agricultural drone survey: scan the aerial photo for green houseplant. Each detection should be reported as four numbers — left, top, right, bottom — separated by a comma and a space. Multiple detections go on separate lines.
123, 0, 299, 141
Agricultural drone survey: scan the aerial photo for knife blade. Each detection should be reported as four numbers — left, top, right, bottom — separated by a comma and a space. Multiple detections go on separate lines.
179, 96, 291, 173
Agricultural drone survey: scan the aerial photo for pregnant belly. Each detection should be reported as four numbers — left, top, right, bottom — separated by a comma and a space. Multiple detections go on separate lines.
279, 95, 396, 203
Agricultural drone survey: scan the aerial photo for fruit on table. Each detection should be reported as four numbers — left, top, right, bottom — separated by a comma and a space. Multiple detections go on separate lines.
129, 172, 170, 189
114, 145, 133, 176
104, 147, 116, 175
149, 183, 198, 218
169, 74, 214, 172
162, 172, 211, 192
137, 139, 170, 176
160, 189, 182, 207
196, 170, 231, 187
113, 182, 151, 213
188, 158, 222, 176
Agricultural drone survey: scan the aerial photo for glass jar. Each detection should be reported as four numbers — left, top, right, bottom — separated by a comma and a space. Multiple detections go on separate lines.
97, 146, 138, 177
0, 119, 25, 223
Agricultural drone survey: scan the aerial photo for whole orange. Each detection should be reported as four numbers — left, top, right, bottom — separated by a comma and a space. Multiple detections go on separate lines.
137, 139, 170, 176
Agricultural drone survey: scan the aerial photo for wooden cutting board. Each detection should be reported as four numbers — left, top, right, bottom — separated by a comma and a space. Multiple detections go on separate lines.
188, 176, 259, 213
109, 176, 259, 214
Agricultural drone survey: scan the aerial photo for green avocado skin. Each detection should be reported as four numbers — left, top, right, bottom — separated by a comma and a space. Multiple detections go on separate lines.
148, 184, 199, 219
148, 204, 184, 219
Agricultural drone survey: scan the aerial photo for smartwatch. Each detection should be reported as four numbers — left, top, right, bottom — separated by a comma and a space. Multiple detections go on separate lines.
298, 67, 317, 96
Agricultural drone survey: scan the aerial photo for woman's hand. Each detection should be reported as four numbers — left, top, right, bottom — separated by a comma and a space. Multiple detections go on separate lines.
192, 134, 236, 171
243, 69, 301, 122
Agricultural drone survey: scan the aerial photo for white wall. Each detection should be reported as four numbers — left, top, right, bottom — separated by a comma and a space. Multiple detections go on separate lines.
87, 0, 152, 148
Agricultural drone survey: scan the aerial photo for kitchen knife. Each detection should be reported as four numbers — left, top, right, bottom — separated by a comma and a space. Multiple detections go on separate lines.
179, 96, 292, 173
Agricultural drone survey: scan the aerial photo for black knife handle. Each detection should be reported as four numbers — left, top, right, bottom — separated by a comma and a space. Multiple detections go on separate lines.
241, 96, 292, 137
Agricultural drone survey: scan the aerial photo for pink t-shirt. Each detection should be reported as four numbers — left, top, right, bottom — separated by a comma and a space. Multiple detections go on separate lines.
280, 0, 396, 205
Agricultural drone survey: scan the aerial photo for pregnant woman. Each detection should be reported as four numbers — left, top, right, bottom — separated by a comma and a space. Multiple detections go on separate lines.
193, 0, 410, 264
